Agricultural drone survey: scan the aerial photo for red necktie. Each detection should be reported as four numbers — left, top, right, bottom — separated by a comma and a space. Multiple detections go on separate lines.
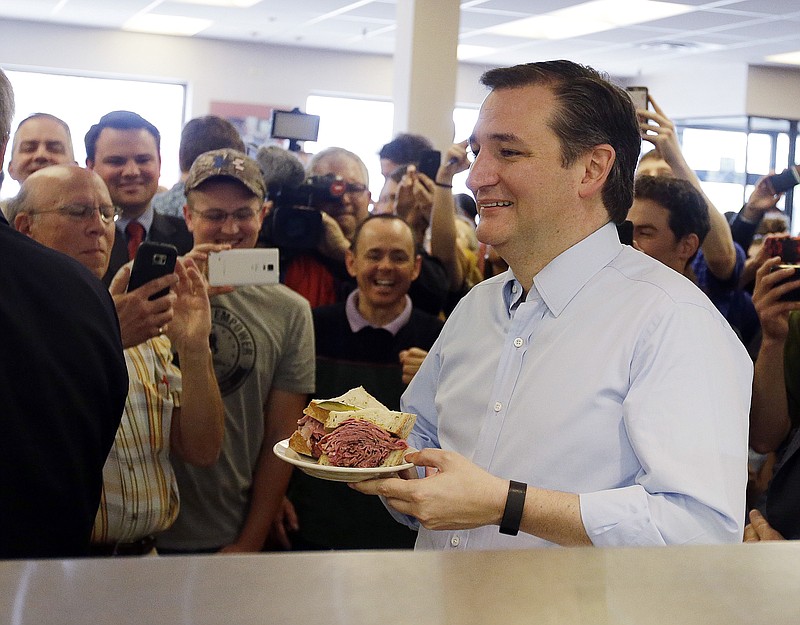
126, 221, 145, 261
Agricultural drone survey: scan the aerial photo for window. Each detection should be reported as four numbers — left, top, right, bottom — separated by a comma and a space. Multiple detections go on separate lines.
676, 116, 798, 230
304, 94, 480, 199
1, 69, 186, 199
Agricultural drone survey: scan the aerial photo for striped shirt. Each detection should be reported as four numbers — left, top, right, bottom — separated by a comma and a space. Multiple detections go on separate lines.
91, 335, 182, 544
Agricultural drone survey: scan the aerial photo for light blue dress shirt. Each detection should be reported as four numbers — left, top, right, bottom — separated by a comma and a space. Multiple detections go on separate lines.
399, 222, 753, 550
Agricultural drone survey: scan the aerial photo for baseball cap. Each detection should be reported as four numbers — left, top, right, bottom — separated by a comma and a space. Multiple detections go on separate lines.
185, 149, 266, 200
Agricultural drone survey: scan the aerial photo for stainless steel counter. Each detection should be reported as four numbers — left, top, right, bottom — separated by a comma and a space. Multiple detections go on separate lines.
1, 544, 797, 624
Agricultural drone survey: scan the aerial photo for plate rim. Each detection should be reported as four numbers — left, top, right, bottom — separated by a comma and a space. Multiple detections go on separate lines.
272, 437, 415, 476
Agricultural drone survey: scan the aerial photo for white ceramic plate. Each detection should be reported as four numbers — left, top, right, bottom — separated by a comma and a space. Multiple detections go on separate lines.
273, 438, 415, 482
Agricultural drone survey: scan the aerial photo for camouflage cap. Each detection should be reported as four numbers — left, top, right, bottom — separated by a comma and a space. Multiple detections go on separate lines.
185, 148, 265, 200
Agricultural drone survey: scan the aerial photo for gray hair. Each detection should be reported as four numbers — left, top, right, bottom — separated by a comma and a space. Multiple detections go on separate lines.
5, 184, 31, 228
307, 146, 369, 186
0, 68, 15, 151
256, 145, 305, 195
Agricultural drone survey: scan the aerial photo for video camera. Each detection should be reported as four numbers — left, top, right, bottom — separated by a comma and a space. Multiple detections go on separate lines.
266, 174, 347, 249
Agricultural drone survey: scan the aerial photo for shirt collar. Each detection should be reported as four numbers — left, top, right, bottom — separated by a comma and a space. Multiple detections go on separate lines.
116, 204, 154, 234
345, 289, 413, 336
501, 222, 622, 317
534, 222, 622, 317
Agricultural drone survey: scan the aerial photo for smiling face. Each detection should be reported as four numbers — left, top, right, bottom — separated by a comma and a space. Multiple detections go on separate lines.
466, 85, 593, 274
16, 166, 115, 279
8, 116, 74, 183
346, 217, 421, 323
88, 127, 161, 219
184, 178, 267, 250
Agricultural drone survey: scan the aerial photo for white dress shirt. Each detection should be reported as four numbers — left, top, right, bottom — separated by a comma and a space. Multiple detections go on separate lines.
399, 222, 753, 550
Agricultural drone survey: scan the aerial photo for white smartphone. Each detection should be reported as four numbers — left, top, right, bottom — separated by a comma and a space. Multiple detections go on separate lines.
208, 248, 280, 286
626, 86, 648, 111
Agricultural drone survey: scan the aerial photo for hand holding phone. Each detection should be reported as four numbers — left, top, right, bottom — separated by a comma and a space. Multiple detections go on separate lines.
766, 167, 800, 195
127, 242, 178, 300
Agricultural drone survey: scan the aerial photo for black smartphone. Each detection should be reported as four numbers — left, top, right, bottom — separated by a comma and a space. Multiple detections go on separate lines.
626, 86, 648, 110
127, 241, 178, 300
417, 149, 441, 181
766, 168, 799, 194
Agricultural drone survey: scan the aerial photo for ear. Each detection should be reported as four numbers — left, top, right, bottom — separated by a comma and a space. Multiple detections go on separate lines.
261, 200, 273, 219
678, 233, 700, 263
183, 203, 195, 233
345, 248, 357, 278
577, 144, 615, 200
15, 213, 32, 236
410, 254, 422, 281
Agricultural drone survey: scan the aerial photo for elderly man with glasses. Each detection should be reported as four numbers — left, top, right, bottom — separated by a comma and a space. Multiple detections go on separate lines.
8, 164, 225, 556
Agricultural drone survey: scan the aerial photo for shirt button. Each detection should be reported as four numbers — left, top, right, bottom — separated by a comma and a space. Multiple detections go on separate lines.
511, 285, 518, 293
450, 535, 461, 547
513, 337, 523, 348
494, 402, 502, 412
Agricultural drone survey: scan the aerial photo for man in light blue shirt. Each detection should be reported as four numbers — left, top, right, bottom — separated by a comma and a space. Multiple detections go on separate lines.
354, 60, 752, 549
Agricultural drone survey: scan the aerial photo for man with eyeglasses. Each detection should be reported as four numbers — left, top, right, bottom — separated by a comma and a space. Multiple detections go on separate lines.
156, 149, 315, 554
277, 147, 373, 307
0, 69, 128, 559
8, 163, 225, 556
85, 110, 194, 288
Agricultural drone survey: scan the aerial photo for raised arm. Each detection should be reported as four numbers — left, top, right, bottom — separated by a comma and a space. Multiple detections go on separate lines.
640, 97, 736, 280
167, 258, 225, 466
749, 255, 798, 452
429, 141, 470, 292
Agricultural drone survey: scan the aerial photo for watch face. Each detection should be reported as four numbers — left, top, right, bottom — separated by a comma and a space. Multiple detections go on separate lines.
210, 305, 256, 395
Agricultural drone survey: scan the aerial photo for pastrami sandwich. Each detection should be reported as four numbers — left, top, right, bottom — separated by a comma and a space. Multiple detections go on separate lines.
289, 386, 416, 469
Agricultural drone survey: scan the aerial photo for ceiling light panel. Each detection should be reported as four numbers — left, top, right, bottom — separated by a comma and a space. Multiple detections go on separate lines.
123, 13, 212, 36
487, 0, 695, 40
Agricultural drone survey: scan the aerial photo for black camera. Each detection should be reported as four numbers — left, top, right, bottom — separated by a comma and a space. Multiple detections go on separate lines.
265, 174, 347, 249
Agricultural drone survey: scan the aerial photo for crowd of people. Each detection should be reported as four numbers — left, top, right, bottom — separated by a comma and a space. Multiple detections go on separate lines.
1, 57, 799, 560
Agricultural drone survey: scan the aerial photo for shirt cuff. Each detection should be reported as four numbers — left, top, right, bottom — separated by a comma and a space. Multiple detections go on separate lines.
579, 486, 666, 547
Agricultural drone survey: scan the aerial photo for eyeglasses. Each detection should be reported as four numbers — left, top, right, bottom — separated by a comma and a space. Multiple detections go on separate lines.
344, 182, 368, 195
33, 204, 120, 223
191, 208, 259, 224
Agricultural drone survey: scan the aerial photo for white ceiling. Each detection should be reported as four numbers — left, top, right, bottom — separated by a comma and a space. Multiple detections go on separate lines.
0, 0, 799, 76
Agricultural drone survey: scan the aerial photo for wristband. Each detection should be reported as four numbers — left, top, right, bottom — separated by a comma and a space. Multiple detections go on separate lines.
435, 182, 453, 188
499, 480, 527, 536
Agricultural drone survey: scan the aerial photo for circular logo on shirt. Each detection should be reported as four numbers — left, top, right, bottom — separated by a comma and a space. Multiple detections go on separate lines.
210, 305, 256, 395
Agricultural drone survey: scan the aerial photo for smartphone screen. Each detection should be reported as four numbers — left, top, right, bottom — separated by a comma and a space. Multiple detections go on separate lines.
127, 241, 178, 300
417, 150, 441, 181
626, 86, 648, 111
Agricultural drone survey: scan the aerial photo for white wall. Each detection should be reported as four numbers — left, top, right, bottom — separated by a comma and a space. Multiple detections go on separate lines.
0, 19, 488, 118
747, 65, 800, 119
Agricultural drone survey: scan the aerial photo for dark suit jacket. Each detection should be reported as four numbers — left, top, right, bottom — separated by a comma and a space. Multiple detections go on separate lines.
0, 216, 128, 558
103, 212, 194, 286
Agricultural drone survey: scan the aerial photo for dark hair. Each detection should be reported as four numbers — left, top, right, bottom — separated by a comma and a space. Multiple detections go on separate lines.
12, 113, 73, 154
351, 213, 415, 253
179, 115, 244, 172
84, 110, 160, 162
480, 60, 641, 223
634, 175, 710, 246
379, 133, 434, 165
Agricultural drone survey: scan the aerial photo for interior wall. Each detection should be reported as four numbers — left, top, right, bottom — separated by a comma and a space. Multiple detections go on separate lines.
0, 18, 488, 117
